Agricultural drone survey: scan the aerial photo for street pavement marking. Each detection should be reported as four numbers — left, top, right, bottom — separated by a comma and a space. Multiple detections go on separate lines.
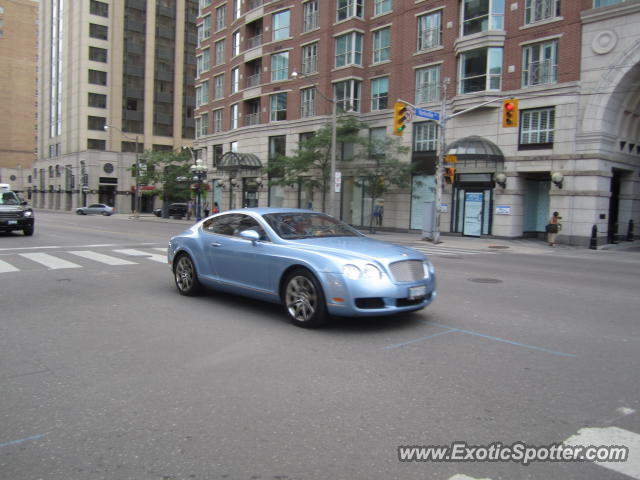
448, 476, 492, 480
405, 244, 499, 256
564, 427, 640, 479
19, 252, 82, 270
113, 249, 167, 263
68, 250, 138, 266
152, 247, 167, 252
0, 258, 19, 273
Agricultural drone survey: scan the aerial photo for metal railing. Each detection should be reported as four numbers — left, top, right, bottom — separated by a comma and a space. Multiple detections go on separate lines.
244, 112, 261, 126
247, 33, 263, 50
246, 73, 261, 88
523, 60, 557, 87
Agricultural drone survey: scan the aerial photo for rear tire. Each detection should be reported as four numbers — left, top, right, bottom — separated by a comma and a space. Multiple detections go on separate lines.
174, 254, 202, 296
283, 269, 328, 328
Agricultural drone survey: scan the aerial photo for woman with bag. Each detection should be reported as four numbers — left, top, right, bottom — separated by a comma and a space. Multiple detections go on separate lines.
547, 211, 561, 246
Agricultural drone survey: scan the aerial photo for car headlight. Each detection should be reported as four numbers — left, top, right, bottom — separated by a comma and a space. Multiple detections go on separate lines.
423, 261, 434, 279
363, 264, 382, 280
23, 210, 33, 217
343, 264, 361, 280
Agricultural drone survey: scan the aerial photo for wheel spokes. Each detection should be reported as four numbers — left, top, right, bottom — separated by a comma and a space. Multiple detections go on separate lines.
286, 276, 317, 322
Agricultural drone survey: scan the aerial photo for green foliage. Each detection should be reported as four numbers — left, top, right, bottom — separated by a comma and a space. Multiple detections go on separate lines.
136, 149, 193, 202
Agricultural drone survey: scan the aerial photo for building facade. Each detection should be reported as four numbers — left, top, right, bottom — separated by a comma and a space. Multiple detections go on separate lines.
193, 0, 639, 245
33, 0, 198, 213
0, 0, 38, 192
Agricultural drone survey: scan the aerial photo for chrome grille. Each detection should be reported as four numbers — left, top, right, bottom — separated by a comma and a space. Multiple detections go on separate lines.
0, 211, 21, 219
389, 260, 423, 282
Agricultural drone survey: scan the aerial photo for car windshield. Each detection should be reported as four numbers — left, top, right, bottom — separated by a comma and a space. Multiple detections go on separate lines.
263, 212, 362, 239
0, 192, 20, 205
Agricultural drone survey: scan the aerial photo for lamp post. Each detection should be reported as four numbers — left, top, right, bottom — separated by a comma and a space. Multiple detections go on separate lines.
104, 125, 141, 218
190, 157, 208, 221
291, 70, 338, 218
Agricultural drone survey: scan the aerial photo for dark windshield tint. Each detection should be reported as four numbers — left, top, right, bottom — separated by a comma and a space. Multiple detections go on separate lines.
263, 212, 362, 239
0, 192, 20, 205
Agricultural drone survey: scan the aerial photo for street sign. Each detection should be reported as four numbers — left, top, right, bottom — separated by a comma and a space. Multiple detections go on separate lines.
415, 108, 440, 121
444, 154, 458, 163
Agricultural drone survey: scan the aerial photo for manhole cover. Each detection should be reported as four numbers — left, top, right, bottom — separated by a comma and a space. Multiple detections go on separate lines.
488, 245, 509, 249
468, 278, 503, 284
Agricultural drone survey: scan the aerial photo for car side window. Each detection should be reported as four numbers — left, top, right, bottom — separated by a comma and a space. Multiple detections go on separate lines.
202, 214, 268, 241
235, 215, 269, 241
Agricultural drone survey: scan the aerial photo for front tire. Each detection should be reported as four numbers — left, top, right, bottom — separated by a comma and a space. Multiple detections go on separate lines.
174, 254, 202, 296
283, 269, 328, 328
23, 226, 34, 236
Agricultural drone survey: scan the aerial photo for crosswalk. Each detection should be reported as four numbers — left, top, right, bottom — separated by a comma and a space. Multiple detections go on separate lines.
0, 247, 168, 273
402, 242, 501, 257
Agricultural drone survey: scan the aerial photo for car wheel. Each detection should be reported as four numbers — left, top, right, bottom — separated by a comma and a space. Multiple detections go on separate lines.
283, 269, 328, 328
23, 227, 34, 236
76, 210, 83, 215
102, 211, 110, 216
174, 254, 202, 296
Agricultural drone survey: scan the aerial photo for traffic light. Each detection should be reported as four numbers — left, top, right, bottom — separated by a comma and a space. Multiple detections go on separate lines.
502, 99, 519, 128
393, 102, 407, 136
444, 167, 456, 184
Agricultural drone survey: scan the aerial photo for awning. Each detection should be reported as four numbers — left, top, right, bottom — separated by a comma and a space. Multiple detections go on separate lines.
216, 152, 262, 172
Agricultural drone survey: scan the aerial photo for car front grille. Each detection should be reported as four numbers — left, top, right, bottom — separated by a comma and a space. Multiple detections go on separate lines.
389, 260, 423, 282
0, 211, 22, 219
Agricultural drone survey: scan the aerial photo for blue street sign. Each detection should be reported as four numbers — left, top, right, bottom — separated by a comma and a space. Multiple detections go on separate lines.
415, 108, 440, 121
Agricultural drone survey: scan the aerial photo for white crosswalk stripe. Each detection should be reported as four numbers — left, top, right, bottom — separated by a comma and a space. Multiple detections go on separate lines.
0, 258, 19, 273
19, 252, 82, 270
112, 248, 167, 263
67, 250, 138, 266
405, 243, 499, 256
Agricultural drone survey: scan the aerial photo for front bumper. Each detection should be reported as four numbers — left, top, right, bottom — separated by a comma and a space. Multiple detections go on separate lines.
0, 217, 34, 231
319, 271, 436, 317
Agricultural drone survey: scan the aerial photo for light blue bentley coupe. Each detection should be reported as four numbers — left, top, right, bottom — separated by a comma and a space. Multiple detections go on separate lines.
168, 208, 436, 327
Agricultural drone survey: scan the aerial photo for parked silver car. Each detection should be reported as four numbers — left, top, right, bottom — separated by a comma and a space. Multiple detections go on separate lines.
76, 203, 114, 216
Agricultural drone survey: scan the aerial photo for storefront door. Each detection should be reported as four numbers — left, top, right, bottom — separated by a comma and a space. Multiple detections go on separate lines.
462, 192, 484, 236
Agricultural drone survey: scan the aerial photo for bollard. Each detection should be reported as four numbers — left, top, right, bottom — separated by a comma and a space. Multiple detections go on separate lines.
589, 224, 598, 250
628, 219, 634, 242
612, 222, 619, 244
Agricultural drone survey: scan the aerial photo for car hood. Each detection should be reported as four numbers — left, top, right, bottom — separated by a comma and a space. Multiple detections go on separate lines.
285, 236, 426, 263
0, 205, 25, 212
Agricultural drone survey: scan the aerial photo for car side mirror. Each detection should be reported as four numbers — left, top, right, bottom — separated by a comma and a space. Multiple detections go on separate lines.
239, 229, 261, 244
21, 201, 28, 206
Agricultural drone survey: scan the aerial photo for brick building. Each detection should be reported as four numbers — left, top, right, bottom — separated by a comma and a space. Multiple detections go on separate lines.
193, 0, 639, 246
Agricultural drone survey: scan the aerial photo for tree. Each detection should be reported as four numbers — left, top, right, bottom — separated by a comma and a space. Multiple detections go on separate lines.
267, 115, 369, 213
137, 149, 193, 214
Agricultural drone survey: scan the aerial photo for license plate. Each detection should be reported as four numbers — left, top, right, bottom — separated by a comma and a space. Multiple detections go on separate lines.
408, 285, 427, 299
7, 220, 17, 225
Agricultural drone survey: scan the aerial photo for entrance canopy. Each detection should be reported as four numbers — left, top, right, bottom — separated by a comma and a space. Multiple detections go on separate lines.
216, 152, 262, 172
446, 136, 504, 168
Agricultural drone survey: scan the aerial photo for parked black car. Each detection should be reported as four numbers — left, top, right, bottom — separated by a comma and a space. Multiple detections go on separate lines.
153, 203, 188, 218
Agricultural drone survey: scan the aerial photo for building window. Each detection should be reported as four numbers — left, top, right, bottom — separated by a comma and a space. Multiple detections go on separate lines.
232, 30, 240, 57
334, 79, 361, 112
459, 47, 502, 94
197, 49, 210, 76
302, 43, 318, 74
213, 109, 223, 133
417, 11, 442, 51
272, 10, 290, 41
196, 113, 209, 138
594, 0, 624, 6
215, 5, 226, 31
89, 23, 108, 40
196, 81, 209, 107
230, 104, 239, 129
271, 52, 289, 82
414, 122, 438, 151
520, 107, 555, 148
372, 28, 391, 64
374, 0, 392, 15
270, 93, 287, 121
303, 1, 319, 32
522, 40, 558, 87
88, 139, 106, 150
214, 74, 224, 99
461, 0, 504, 36
335, 32, 363, 68
269, 135, 286, 162
90, 0, 109, 17
301, 87, 316, 118
213, 144, 223, 166
201, 15, 211, 41
415, 65, 440, 104
215, 40, 225, 65
199, 0, 212, 14
89, 46, 108, 63
88, 92, 107, 108
371, 77, 389, 111
233, 0, 241, 20
336, 0, 363, 22
88, 69, 107, 85
231, 67, 240, 93
369, 127, 387, 157
525, 0, 560, 24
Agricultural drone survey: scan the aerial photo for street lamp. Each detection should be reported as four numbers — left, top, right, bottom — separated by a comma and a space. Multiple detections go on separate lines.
188, 153, 208, 221
104, 125, 141, 219
291, 70, 338, 219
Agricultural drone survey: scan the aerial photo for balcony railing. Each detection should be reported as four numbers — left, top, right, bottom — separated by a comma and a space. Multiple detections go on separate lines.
301, 57, 317, 75
246, 73, 261, 88
523, 60, 557, 87
248, 0, 263, 11
244, 112, 261, 126
247, 33, 263, 50
417, 27, 441, 51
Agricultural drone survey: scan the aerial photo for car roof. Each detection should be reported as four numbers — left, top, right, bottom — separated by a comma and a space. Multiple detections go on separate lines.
222, 207, 320, 215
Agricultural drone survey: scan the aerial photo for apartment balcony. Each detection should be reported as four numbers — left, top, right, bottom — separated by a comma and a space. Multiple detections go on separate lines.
246, 73, 261, 88
247, 33, 263, 50
248, 0, 263, 11
244, 112, 261, 126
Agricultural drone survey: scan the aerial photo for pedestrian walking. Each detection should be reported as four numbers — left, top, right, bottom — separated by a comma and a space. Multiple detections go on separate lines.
187, 200, 193, 220
546, 211, 561, 246
373, 202, 384, 226
213, 201, 220, 214
203, 200, 210, 217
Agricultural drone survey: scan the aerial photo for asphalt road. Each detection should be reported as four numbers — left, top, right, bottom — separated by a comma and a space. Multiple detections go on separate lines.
1, 212, 639, 480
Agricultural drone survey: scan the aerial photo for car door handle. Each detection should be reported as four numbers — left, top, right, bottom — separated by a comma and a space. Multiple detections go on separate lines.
210, 242, 222, 247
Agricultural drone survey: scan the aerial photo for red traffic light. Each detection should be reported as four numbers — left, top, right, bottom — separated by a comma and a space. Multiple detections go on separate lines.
504, 102, 515, 111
